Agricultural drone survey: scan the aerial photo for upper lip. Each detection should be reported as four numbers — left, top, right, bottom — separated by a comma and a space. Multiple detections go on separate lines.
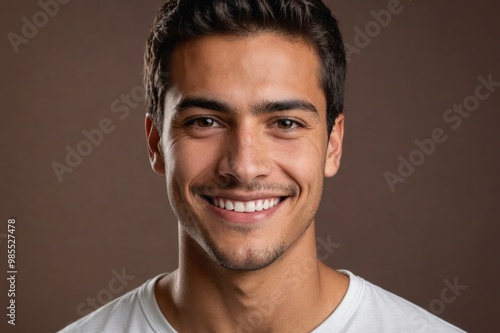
200, 193, 288, 201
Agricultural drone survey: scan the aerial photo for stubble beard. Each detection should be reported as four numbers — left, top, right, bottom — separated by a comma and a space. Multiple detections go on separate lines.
204, 234, 287, 271
169, 177, 315, 272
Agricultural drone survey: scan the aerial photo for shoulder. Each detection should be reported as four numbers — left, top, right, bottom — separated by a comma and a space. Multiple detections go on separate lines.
314, 270, 466, 333
359, 276, 464, 332
57, 273, 169, 333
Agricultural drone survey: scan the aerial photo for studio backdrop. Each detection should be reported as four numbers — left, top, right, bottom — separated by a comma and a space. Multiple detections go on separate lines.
1, 0, 499, 332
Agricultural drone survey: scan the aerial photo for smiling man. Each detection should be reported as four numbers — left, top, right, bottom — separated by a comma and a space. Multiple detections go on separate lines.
59, 1, 465, 332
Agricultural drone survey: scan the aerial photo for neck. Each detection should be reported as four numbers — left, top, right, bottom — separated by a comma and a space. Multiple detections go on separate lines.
156, 222, 348, 333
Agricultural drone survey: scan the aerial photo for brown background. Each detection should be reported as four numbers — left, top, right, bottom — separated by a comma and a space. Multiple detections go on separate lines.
1, 0, 499, 332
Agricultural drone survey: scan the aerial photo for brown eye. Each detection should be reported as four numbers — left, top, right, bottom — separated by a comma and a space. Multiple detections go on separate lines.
277, 119, 297, 129
193, 117, 218, 127
196, 118, 215, 127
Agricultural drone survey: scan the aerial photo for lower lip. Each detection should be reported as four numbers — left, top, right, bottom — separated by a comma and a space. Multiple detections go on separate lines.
203, 197, 286, 224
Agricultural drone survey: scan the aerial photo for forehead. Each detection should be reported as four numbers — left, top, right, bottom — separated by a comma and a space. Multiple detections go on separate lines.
168, 32, 326, 115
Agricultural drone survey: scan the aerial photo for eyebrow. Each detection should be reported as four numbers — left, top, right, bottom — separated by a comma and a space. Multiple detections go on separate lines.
175, 96, 319, 117
176, 97, 232, 114
252, 100, 318, 116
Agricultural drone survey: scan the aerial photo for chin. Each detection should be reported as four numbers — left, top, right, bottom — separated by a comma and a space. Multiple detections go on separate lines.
206, 239, 286, 271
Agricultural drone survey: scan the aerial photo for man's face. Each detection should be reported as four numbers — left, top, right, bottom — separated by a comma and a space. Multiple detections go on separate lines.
147, 32, 344, 271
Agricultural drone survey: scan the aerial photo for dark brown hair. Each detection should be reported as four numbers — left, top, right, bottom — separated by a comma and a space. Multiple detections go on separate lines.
144, 0, 346, 134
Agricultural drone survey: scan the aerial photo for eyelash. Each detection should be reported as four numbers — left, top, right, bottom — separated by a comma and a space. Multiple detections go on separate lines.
184, 116, 223, 129
183, 116, 306, 131
271, 117, 306, 131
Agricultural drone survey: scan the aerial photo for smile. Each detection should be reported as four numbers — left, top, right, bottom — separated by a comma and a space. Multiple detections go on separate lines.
207, 196, 284, 213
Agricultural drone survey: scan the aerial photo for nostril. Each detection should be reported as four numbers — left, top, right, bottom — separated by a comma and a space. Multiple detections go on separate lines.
216, 142, 272, 184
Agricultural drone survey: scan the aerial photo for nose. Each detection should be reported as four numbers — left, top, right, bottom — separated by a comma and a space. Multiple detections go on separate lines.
217, 123, 272, 185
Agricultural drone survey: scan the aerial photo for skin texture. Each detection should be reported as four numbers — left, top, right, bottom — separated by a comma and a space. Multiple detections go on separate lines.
146, 32, 347, 332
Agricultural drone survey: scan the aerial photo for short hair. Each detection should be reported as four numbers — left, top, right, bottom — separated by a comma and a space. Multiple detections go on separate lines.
144, 0, 346, 135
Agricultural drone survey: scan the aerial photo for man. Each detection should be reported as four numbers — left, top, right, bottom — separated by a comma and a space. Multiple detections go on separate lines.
60, 0, 465, 332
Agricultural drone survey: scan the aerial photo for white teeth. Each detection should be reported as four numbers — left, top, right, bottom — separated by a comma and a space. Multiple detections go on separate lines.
245, 201, 256, 213
263, 200, 269, 209
234, 202, 245, 212
211, 197, 282, 213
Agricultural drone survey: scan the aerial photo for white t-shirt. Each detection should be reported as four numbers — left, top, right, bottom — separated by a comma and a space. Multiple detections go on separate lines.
58, 270, 466, 332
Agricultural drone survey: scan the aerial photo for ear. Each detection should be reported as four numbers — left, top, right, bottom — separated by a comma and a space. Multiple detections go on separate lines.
324, 113, 345, 178
145, 115, 166, 175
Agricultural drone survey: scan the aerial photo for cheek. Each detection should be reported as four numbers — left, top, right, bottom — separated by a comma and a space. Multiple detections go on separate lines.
272, 138, 326, 186
164, 140, 216, 226
166, 138, 221, 190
